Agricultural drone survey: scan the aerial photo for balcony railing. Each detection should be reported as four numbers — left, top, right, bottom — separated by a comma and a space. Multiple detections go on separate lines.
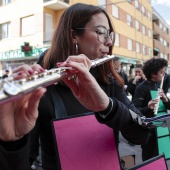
43, 0, 69, 10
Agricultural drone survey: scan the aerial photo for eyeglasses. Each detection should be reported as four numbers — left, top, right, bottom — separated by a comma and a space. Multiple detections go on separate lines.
75, 26, 115, 44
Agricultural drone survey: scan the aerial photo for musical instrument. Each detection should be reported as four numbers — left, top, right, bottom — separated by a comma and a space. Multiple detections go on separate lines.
129, 109, 170, 128
0, 55, 115, 104
154, 76, 165, 116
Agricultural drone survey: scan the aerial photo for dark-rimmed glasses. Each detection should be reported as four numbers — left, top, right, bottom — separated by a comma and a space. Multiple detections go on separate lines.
75, 26, 115, 44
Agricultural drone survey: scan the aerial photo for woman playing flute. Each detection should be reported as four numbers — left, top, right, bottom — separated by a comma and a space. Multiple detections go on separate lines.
0, 3, 149, 170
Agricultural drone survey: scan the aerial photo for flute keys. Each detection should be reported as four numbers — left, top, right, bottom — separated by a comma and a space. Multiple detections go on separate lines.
48, 69, 55, 75
40, 72, 47, 77
3, 82, 20, 95
18, 78, 27, 85
31, 75, 38, 80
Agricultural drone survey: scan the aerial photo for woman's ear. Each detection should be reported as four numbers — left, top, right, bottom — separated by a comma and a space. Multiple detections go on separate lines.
71, 29, 77, 41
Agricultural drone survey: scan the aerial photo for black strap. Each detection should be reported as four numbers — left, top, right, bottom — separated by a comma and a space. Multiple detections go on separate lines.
49, 85, 67, 119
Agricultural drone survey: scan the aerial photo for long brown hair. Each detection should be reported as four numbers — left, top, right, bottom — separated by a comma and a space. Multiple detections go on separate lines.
43, 3, 124, 88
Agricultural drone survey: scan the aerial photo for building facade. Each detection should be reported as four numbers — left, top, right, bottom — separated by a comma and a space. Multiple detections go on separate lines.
0, 0, 69, 75
102, 0, 153, 76
152, 7, 170, 70
0, 0, 169, 77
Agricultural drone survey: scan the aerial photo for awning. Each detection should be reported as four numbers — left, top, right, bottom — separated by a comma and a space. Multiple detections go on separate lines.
154, 48, 160, 52
119, 56, 136, 64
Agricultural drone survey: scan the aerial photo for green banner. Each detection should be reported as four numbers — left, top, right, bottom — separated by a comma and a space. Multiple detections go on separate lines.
0, 46, 49, 61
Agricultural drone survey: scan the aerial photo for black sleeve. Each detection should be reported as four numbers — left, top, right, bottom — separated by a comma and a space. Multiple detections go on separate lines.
0, 135, 30, 170
133, 84, 153, 117
95, 81, 149, 145
37, 49, 48, 66
127, 79, 136, 97
124, 73, 129, 85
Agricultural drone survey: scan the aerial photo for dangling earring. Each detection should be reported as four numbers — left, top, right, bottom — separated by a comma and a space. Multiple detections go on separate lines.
75, 41, 78, 55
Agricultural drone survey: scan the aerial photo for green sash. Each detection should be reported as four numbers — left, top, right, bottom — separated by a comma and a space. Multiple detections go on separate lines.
150, 90, 170, 159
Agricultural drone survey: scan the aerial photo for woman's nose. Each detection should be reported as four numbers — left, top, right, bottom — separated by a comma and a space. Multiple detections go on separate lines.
104, 37, 112, 47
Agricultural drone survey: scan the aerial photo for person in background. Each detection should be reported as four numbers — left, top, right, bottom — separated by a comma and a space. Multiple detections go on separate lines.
25, 3, 150, 170
133, 58, 170, 161
127, 64, 146, 100
161, 72, 170, 94
2, 70, 9, 79
154, 56, 170, 94
113, 57, 129, 93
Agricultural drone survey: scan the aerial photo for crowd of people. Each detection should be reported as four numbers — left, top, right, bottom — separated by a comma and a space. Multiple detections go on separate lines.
0, 3, 170, 170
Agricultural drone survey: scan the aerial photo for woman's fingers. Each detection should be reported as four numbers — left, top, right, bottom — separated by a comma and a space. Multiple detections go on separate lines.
12, 64, 44, 77
62, 54, 92, 70
25, 87, 46, 121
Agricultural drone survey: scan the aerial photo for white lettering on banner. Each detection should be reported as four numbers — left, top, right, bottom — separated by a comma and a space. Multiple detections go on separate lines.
0, 47, 49, 61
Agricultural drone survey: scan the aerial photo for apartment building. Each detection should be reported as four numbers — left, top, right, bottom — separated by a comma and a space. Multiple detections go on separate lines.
152, 7, 170, 67
0, 0, 166, 77
101, 0, 152, 76
0, 0, 69, 73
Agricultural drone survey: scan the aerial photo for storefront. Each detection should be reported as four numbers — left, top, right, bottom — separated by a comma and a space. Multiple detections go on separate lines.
0, 46, 49, 76
117, 56, 143, 80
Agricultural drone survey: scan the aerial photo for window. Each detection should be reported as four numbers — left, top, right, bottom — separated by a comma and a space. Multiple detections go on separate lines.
148, 12, 151, 20
160, 53, 163, 58
98, 0, 106, 10
21, 15, 34, 36
159, 23, 162, 29
148, 29, 151, 37
114, 33, 119, 47
112, 4, 119, 19
143, 45, 146, 55
135, 0, 138, 9
160, 37, 163, 44
142, 25, 145, 35
135, 20, 139, 31
0, 22, 10, 40
164, 40, 167, 46
149, 47, 152, 56
163, 27, 166, 32
0, 0, 11, 5
142, 6, 145, 15
164, 54, 167, 60
136, 42, 140, 53
127, 14, 132, 26
127, 38, 132, 51
44, 13, 53, 42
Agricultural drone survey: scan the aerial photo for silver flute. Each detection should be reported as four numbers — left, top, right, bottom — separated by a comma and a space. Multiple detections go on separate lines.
153, 75, 165, 116
0, 55, 115, 104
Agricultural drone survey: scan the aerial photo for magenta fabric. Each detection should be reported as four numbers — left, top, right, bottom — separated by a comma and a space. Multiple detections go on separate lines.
53, 114, 120, 170
137, 157, 167, 170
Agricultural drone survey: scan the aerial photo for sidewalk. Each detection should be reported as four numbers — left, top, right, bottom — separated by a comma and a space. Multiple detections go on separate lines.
119, 133, 170, 169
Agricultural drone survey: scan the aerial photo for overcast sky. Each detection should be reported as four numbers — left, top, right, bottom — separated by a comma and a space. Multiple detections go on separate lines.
151, 0, 170, 25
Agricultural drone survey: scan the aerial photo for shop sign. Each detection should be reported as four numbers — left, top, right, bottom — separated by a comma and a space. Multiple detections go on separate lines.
0, 47, 49, 61
120, 57, 136, 64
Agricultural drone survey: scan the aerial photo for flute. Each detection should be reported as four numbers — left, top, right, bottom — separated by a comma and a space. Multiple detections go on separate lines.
153, 75, 165, 116
0, 55, 114, 104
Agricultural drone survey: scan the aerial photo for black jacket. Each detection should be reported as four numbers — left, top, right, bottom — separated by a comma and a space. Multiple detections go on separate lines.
127, 78, 144, 100
134, 79, 170, 117
0, 52, 149, 170
36, 71, 149, 169
0, 135, 30, 170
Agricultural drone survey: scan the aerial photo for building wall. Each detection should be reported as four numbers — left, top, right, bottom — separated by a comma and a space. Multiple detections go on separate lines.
0, 0, 44, 52
152, 11, 170, 63
107, 0, 153, 64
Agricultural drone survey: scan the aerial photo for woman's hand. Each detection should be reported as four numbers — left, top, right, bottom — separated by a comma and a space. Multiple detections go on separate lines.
58, 54, 109, 112
0, 64, 46, 141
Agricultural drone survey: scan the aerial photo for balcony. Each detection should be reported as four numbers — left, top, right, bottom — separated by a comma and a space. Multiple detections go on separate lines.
43, 0, 69, 10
